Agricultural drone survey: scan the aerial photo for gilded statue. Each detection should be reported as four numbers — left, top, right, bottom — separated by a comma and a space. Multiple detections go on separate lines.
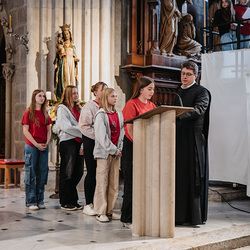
54, 24, 79, 100
159, 0, 181, 56
175, 13, 201, 59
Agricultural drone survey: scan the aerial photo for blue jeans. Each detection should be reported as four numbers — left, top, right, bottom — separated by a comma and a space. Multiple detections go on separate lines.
24, 143, 49, 206
221, 30, 237, 51
240, 34, 250, 49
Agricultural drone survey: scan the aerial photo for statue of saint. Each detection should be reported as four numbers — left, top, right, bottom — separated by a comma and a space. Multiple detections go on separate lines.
54, 24, 79, 100
175, 14, 201, 59
159, 0, 181, 56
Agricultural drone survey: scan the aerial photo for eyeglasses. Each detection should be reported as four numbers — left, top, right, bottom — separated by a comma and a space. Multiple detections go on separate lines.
181, 72, 195, 77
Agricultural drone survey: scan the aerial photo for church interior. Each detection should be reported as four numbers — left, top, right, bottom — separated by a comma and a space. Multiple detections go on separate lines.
1, 0, 250, 249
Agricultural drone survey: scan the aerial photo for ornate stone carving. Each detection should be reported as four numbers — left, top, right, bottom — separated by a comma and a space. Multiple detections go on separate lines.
2, 63, 15, 81
5, 43, 13, 60
0, 17, 8, 29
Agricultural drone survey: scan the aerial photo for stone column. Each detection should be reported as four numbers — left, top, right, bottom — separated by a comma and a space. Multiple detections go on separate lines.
2, 63, 15, 159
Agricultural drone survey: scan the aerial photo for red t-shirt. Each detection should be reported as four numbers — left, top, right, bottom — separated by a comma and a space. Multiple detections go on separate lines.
72, 106, 82, 143
21, 109, 52, 147
107, 112, 120, 146
122, 98, 156, 142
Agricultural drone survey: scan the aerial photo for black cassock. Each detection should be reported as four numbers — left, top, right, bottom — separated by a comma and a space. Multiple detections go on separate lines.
174, 82, 211, 225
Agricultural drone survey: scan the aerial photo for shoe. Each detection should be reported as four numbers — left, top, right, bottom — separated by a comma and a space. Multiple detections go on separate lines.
61, 204, 77, 211
74, 203, 83, 210
26, 205, 39, 210
38, 204, 46, 209
107, 212, 121, 220
96, 214, 109, 222
123, 223, 132, 229
83, 203, 96, 215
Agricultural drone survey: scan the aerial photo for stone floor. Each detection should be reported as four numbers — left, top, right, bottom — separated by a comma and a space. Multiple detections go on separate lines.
0, 186, 250, 250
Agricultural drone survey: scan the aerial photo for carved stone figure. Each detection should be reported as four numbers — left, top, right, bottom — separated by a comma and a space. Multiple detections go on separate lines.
159, 0, 181, 56
5, 43, 13, 60
54, 24, 79, 100
175, 13, 201, 59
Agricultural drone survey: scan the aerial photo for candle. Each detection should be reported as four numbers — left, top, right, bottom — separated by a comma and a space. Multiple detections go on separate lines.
9, 15, 11, 29
46, 91, 52, 100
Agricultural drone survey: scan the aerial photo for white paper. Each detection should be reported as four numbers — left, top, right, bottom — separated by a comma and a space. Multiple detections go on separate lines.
242, 8, 250, 19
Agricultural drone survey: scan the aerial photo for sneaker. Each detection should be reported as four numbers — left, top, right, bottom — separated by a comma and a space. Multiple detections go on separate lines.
26, 205, 39, 210
107, 212, 121, 220
38, 204, 46, 209
83, 203, 96, 215
96, 214, 109, 222
123, 223, 132, 229
74, 203, 83, 210
61, 204, 77, 211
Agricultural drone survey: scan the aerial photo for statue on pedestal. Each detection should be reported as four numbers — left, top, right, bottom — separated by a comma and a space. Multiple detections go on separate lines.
54, 24, 79, 100
159, 0, 181, 56
174, 13, 201, 59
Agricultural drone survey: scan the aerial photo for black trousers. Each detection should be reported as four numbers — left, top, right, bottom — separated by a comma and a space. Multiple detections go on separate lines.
121, 136, 133, 223
82, 135, 97, 205
59, 139, 84, 206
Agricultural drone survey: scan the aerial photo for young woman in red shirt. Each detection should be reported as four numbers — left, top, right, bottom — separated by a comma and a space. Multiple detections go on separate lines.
22, 89, 52, 210
121, 76, 156, 228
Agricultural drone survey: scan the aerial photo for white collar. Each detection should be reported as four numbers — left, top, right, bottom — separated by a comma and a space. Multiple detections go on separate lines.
181, 81, 196, 89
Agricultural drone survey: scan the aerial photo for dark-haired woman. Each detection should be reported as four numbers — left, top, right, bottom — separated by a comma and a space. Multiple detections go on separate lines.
56, 85, 84, 211
79, 82, 107, 216
121, 76, 156, 228
214, 0, 237, 51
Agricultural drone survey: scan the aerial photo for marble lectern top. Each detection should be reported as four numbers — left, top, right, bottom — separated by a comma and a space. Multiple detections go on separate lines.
125, 105, 193, 123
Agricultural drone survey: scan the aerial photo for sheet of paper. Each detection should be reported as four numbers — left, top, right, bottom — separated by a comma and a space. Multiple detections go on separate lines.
242, 8, 250, 19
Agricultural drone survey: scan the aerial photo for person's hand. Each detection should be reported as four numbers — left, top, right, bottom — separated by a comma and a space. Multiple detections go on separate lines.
36, 143, 46, 151
79, 148, 84, 155
116, 151, 122, 157
231, 23, 237, 30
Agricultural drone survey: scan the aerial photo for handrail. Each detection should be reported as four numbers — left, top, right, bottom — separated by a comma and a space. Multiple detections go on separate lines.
200, 17, 250, 52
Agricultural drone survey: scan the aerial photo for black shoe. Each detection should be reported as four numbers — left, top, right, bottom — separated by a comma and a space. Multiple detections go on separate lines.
61, 204, 77, 211
74, 203, 83, 210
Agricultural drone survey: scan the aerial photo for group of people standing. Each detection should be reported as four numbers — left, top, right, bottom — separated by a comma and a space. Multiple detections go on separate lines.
213, 0, 250, 51
21, 61, 210, 228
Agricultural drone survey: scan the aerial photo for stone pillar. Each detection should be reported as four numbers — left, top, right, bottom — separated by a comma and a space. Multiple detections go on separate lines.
2, 63, 15, 159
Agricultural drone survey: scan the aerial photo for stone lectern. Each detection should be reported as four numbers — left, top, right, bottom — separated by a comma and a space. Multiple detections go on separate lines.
126, 105, 193, 238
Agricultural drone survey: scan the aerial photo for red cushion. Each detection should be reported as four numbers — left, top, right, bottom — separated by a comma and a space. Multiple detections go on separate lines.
0, 159, 25, 165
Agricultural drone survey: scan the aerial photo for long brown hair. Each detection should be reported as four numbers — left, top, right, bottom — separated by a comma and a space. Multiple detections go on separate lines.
29, 89, 49, 123
99, 88, 117, 113
56, 85, 81, 115
131, 76, 155, 99
220, 0, 235, 22
91, 81, 108, 96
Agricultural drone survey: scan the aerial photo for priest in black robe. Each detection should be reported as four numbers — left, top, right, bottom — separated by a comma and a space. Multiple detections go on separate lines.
174, 61, 211, 226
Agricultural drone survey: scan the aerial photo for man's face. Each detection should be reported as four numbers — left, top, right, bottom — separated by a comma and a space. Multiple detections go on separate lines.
181, 67, 197, 88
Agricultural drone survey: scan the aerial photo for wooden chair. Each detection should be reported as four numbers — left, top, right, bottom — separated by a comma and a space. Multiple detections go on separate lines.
0, 159, 24, 189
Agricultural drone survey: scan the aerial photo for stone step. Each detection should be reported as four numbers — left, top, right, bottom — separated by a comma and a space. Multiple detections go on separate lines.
208, 185, 247, 202
124, 224, 250, 250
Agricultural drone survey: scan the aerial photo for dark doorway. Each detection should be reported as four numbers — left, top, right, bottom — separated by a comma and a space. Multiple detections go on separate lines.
0, 25, 6, 156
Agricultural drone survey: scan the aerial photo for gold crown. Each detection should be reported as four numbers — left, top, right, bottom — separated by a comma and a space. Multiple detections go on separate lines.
59, 24, 71, 32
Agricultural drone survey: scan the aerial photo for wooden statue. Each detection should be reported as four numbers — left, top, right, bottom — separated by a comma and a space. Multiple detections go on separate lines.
54, 24, 79, 100
159, 0, 181, 56
208, 0, 221, 51
175, 13, 201, 59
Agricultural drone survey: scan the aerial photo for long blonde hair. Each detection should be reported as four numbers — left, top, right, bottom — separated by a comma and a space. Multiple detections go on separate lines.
29, 89, 48, 123
56, 85, 81, 115
99, 88, 117, 113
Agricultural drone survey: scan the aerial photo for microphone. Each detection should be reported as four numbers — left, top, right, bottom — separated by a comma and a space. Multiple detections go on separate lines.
166, 92, 183, 107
